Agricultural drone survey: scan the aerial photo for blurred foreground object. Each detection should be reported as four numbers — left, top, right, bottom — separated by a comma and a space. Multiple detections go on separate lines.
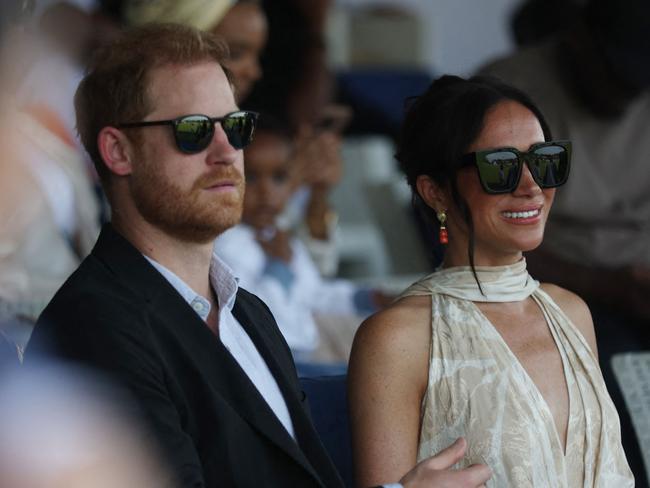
0, 361, 171, 488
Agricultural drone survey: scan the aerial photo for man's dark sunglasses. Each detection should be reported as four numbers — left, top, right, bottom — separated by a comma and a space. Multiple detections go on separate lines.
119, 110, 259, 154
461, 140, 571, 194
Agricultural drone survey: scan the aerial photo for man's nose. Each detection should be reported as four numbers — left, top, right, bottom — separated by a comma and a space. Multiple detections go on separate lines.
207, 124, 239, 164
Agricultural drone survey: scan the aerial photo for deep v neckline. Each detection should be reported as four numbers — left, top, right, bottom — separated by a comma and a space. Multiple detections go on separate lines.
471, 294, 574, 457
406, 259, 634, 485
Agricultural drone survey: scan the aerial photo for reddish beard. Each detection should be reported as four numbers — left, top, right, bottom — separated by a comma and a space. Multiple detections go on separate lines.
130, 163, 245, 244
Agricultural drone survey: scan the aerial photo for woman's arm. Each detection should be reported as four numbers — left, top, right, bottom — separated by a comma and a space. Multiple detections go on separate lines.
348, 297, 431, 487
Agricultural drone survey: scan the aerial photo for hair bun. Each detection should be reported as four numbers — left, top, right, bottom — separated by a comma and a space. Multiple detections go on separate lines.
427, 74, 464, 93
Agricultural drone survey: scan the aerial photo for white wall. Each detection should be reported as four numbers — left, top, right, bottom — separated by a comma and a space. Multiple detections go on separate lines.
334, 0, 525, 76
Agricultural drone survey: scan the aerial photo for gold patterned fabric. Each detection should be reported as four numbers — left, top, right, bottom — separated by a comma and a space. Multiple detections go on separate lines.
400, 260, 633, 487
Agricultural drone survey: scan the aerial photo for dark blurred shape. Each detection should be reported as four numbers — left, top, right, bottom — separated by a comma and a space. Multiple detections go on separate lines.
300, 375, 353, 487
509, 0, 650, 117
584, 0, 650, 91
97, 0, 125, 22
244, 0, 333, 131
511, 0, 582, 47
552, 0, 650, 118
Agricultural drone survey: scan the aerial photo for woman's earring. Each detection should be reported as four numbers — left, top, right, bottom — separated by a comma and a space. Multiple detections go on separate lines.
437, 210, 448, 244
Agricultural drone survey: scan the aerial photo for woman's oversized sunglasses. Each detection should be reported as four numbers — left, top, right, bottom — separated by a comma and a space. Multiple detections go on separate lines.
119, 110, 259, 154
461, 140, 571, 194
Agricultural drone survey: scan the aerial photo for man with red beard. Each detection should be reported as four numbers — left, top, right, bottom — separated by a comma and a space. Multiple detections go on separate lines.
27, 24, 490, 488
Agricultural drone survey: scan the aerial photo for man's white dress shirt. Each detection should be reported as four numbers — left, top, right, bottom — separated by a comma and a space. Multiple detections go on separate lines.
144, 252, 295, 439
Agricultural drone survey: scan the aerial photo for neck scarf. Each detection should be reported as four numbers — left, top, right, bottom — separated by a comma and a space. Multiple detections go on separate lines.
402, 259, 539, 303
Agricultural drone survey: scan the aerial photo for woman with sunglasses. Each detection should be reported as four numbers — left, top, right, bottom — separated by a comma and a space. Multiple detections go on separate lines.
347, 75, 633, 487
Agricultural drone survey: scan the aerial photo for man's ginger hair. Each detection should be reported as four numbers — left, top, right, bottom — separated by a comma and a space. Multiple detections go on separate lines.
75, 23, 232, 188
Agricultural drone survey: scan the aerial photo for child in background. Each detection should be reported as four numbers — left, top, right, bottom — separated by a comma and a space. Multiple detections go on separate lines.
215, 121, 383, 369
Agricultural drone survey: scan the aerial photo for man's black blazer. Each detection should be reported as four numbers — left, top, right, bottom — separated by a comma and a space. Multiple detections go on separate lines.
28, 225, 344, 488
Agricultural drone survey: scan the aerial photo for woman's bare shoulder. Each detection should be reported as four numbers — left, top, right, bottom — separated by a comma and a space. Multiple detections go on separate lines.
539, 283, 591, 322
350, 295, 432, 382
540, 283, 598, 356
355, 295, 432, 348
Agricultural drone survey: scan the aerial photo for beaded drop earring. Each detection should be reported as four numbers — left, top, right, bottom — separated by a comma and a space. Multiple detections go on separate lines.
437, 210, 448, 244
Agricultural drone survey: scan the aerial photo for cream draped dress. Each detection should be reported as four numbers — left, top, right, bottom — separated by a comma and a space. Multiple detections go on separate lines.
400, 260, 633, 487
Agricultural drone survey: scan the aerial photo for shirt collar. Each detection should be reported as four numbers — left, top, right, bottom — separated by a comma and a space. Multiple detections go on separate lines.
143, 250, 239, 321
209, 251, 239, 311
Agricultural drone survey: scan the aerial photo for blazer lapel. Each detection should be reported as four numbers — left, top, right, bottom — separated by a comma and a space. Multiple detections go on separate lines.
144, 274, 317, 481
233, 295, 341, 487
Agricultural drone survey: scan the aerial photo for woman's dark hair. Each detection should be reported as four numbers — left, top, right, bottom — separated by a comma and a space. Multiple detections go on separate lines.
395, 74, 552, 289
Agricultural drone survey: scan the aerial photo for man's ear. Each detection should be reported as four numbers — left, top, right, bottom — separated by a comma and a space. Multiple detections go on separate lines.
415, 175, 448, 213
97, 127, 134, 177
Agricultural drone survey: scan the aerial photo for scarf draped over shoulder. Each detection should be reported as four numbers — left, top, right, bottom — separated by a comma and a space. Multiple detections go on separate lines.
400, 259, 633, 487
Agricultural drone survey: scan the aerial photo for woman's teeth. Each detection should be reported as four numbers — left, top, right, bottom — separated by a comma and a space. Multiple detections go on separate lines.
502, 209, 540, 219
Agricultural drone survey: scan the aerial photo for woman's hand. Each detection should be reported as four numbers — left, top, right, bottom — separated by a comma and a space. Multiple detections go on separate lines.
290, 125, 342, 192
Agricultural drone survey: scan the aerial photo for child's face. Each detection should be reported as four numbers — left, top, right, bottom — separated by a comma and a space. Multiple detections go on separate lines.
242, 132, 293, 230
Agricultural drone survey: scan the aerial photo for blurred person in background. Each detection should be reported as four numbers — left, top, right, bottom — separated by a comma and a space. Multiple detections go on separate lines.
211, 0, 267, 103
123, 0, 263, 104
279, 104, 350, 277
216, 120, 387, 371
508, 0, 584, 48
245, 0, 347, 276
244, 0, 333, 131
20, 0, 121, 145
0, 0, 119, 334
480, 0, 650, 483
0, 0, 35, 359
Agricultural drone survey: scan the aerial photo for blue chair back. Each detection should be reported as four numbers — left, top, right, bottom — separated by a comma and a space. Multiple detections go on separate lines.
300, 374, 353, 487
